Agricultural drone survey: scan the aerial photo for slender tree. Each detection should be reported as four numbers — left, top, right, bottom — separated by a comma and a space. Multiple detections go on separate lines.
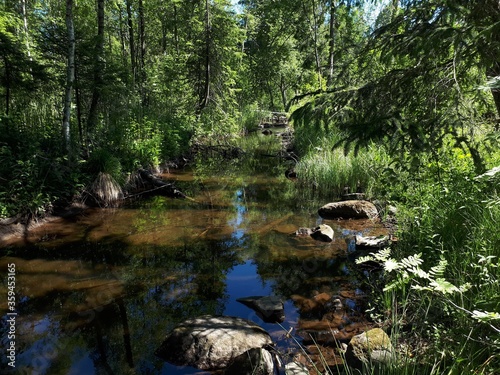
126, 0, 136, 82
86, 0, 105, 133
62, 0, 75, 153
327, 0, 336, 87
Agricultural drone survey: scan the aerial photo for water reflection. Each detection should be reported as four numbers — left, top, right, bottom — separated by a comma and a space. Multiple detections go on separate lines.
1, 151, 387, 374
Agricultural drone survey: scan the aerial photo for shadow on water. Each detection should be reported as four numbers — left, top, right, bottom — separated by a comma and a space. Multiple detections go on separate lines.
0, 134, 388, 374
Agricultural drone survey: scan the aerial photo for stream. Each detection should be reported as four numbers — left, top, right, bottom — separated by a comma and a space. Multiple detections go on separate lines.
0, 134, 388, 374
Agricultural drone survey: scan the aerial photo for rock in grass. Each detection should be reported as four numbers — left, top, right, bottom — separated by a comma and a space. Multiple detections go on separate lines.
155, 315, 273, 370
318, 200, 378, 219
345, 328, 394, 369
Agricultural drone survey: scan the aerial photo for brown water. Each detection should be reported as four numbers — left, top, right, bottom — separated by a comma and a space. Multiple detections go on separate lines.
0, 145, 387, 374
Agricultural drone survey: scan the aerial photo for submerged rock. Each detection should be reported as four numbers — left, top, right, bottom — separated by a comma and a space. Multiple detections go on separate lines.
318, 200, 378, 219
345, 328, 394, 369
155, 315, 273, 370
237, 296, 285, 323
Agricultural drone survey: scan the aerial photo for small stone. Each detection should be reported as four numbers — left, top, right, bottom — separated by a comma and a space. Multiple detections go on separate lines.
310, 224, 334, 242
295, 227, 313, 236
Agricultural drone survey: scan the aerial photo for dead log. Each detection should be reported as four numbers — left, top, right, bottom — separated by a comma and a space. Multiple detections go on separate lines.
138, 169, 186, 198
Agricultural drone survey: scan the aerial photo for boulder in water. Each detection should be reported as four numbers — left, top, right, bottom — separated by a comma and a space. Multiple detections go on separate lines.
155, 315, 273, 370
318, 200, 378, 219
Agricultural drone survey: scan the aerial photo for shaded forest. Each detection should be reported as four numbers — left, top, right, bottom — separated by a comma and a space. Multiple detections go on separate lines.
1, 0, 499, 218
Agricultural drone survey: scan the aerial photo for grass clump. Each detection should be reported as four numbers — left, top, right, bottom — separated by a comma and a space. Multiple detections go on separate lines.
291, 131, 391, 199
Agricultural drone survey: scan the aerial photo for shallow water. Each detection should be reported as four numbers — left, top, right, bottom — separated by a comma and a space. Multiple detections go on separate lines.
0, 145, 387, 374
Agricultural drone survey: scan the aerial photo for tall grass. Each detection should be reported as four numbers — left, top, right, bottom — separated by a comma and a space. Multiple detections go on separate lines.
292, 135, 391, 199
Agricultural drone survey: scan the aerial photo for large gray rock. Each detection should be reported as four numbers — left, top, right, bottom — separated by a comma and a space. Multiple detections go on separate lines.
318, 200, 378, 219
155, 315, 273, 370
345, 328, 394, 369
237, 296, 285, 323
224, 347, 277, 375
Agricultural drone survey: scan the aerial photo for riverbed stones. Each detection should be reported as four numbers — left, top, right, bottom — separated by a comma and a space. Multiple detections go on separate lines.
237, 296, 285, 323
318, 200, 378, 219
345, 328, 394, 369
155, 315, 273, 370
310, 224, 334, 242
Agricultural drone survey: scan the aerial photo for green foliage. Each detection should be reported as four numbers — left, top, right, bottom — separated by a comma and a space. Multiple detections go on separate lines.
86, 148, 123, 183
291, 0, 499, 174
353, 151, 500, 373
121, 118, 163, 169
239, 103, 266, 132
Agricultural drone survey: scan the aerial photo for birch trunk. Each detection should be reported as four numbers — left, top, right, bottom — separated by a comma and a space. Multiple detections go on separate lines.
327, 1, 336, 87
62, 0, 75, 153
87, 0, 105, 132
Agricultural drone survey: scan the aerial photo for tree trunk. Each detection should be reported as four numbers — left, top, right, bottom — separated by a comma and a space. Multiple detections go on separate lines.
280, 75, 288, 110
87, 0, 105, 132
327, 0, 336, 87
199, 0, 211, 111
303, 0, 322, 89
74, 64, 85, 154
487, 60, 500, 122
21, 0, 31, 60
126, 0, 136, 82
62, 0, 75, 153
138, 0, 146, 104
391, 0, 399, 21
2, 56, 10, 116
173, 3, 180, 56
118, 3, 127, 64
139, 0, 145, 72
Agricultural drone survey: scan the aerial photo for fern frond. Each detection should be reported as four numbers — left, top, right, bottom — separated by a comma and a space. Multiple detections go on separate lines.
384, 259, 401, 272
429, 258, 448, 278
400, 253, 424, 269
